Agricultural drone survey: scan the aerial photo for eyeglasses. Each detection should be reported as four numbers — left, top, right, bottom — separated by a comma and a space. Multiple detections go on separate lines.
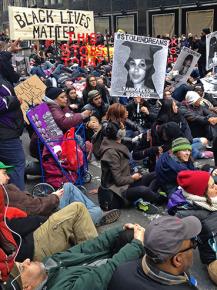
178, 238, 198, 254
90, 79, 96, 82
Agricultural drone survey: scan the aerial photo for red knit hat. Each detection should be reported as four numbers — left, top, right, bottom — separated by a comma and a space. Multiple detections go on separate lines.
177, 170, 210, 196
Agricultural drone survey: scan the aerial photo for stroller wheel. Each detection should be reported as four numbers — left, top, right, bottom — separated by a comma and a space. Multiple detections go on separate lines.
32, 183, 55, 197
84, 171, 92, 184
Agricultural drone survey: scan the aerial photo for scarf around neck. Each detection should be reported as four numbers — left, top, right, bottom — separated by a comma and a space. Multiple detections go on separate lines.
182, 189, 217, 212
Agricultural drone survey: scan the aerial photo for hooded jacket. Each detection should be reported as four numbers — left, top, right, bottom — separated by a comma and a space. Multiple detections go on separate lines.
99, 137, 134, 196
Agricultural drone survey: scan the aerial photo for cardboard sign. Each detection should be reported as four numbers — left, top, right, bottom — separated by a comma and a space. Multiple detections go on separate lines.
15, 75, 46, 123
206, 31, 217, 71
172, 47, 201, 85
9, 6, 94, 40
111, 33, 169, 99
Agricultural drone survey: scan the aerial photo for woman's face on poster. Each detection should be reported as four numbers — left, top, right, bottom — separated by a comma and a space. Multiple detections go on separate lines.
128, 58, 146, 85
180, 59, 192, 75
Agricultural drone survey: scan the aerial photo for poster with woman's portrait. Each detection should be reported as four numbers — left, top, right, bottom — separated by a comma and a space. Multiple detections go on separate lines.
172, 47, 201, 85
206, 31, 217, 71
111, 33, 169, 99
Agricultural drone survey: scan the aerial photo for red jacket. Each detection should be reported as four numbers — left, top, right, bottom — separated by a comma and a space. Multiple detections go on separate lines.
0, 186, 18, 282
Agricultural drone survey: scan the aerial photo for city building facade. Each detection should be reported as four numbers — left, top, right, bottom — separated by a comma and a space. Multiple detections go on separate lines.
1, 0, 217, 37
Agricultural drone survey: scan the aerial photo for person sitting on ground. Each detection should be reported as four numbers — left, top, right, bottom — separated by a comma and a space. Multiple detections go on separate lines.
0, 161, 120, 226
180, 90, 217, 140
157, 99, 213, 159
108, 215, 202, 290
44, 87, 92, 133
126, 95, 158, 130
82, 75, 110, 105
155, 137, 195, 195
132, 122, 184, 172
82, 90, 109, 122
4, 201, 98, 263
7, 223, 145, 290
98, 120, 161, 213
66, 87, 84, 113
168, 170, 217, 285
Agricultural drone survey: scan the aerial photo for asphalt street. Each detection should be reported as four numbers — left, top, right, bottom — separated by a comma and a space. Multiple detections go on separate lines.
22, 131, 217, 290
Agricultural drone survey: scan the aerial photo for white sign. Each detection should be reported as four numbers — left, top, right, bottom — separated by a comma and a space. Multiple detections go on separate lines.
111, 33, 169, 99
201, 75, 217, 95
9, 6, 94, 40
172, 47, 201, 85
206, 31, 217, 71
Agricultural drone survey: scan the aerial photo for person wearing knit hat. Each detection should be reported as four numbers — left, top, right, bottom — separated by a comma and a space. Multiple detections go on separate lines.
168, 169, 217, 286
155, 137, 194, 195
172, 137, 192, 153
44, 86, 92, 133
45, 87, 65, 101
185, 91, 201, 106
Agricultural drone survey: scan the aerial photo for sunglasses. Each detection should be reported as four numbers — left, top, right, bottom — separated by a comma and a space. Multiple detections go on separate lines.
178, 237, 198, 254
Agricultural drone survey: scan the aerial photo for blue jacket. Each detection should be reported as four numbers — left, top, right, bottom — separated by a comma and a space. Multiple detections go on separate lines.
155, 151, 194, 194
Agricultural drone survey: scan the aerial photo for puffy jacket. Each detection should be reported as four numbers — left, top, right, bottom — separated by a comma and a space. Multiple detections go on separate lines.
46, 101, 83, 133
0, 76, 24, 140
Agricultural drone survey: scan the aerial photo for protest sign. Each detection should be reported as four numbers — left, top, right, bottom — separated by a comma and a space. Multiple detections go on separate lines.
9, 6, 94, 40
111, 33, 169, 99
172, 47, 201, 84
201, 75, 217, 95
15, 75, 46, 123
206, 31, 217, 71
27, 102, 63, 153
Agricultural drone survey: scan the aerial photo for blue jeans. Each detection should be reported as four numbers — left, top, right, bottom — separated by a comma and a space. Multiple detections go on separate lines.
192, 138, 204, 159
0, 138, 25, 190
59, 183, 103, 225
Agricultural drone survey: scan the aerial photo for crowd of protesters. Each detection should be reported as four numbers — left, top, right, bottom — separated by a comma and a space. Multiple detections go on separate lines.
0, 27, 217, 290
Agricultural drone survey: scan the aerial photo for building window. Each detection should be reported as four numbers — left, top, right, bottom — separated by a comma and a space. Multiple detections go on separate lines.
95, 17, 110, 34
44, 0, 49, 5
57, 0, 63, 4
186, 10, 214, 36
3, 0, 8, 11
50, 0, 56, 5
152, 13, 175, 37
116, 15, 134, 34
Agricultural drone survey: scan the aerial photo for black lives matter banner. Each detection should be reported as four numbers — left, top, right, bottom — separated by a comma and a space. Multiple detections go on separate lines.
111, 33, 169, 99
8, 6, 94, 40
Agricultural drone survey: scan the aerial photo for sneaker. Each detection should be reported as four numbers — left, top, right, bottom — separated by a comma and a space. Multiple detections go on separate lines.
98, 209, 121, 226
135, 198, 159, 215
201, 151, 214, 159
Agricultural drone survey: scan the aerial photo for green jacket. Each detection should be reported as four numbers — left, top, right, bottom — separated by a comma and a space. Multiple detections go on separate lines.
43, 226, 144, 290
